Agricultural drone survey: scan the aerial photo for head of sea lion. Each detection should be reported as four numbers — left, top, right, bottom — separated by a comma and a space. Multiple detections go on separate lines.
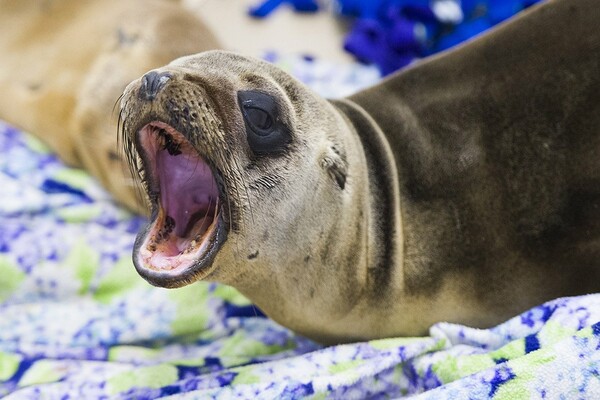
120, 51, 386, 343
0, 0, 219, 214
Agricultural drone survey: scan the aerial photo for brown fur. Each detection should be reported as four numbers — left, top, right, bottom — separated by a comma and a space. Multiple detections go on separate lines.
2, 0, 598, 344
0, 0, 219, 213
349, 0, 600, 329
120, 0, 600, 344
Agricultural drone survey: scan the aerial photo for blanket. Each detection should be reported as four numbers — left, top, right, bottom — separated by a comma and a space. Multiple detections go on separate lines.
1, 56, 599, 399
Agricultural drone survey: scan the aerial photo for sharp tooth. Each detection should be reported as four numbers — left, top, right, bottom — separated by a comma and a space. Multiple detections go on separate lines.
182, 239, 198, 254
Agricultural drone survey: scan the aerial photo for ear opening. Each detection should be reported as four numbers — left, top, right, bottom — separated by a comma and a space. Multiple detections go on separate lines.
321, 147, 347, 190
330, 164, 347, 190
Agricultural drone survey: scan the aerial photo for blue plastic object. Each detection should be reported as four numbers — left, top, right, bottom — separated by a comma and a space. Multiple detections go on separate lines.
488, 0, 524, 24
250, 0, 545, 74
249, 0, 319, 18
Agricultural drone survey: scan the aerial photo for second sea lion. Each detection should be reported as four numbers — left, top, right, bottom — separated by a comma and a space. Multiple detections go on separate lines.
0, 0, 219, 213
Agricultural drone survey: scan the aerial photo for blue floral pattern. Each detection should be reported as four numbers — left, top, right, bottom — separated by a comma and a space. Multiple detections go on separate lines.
2, 57, 600, 399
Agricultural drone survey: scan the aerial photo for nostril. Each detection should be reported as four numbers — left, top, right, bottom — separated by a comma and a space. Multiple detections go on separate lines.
139, 70, 171, 101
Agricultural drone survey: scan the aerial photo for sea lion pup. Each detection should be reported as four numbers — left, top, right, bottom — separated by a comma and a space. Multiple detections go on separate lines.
120, 0, 600, 344
0, 0, 219, 213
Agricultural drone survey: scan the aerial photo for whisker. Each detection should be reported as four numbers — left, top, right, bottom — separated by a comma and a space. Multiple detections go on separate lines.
233, 157, 254, 226
203, 194, 214, 223
219, 167, 242, 261
222, 179, 234, 234
112, 93, 125, 117
214, 166, 236, 254
117, 96, 148, 209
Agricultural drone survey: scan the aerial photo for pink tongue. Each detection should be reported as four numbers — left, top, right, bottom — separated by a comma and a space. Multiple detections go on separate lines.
156, 148, 218, 237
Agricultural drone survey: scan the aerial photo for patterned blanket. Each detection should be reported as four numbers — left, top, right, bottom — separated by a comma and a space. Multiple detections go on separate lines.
1, 57, 599, 399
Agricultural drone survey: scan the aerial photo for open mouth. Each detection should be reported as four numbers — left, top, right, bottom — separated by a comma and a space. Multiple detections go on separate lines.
133, 121, 226, 286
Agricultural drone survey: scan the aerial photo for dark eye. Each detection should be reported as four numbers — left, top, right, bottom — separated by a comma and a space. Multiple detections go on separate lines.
238, 90, 291, 155
245, 107, 273, 132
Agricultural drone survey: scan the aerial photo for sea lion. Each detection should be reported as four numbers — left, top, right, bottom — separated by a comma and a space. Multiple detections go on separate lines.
0, 0, 219, 213
120, 0, 600, 344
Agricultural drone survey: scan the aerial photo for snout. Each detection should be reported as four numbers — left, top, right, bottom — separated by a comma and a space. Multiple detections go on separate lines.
138, 70, 172, 101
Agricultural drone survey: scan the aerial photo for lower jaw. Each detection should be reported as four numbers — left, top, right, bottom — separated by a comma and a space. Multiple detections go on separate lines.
132, 215, 227, 288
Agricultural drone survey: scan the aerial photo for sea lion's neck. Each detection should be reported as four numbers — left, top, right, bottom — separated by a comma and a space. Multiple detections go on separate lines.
223, 99, 409, 344
331, 99, 405, 293
331, 97, 503, 340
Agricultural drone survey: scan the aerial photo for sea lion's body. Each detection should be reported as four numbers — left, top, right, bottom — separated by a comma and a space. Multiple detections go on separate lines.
342, 0, 600, 335
121, 0, 598, 343
5, 0, 594, 344
119, 0, 600, 343
0, 0, 219, 213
